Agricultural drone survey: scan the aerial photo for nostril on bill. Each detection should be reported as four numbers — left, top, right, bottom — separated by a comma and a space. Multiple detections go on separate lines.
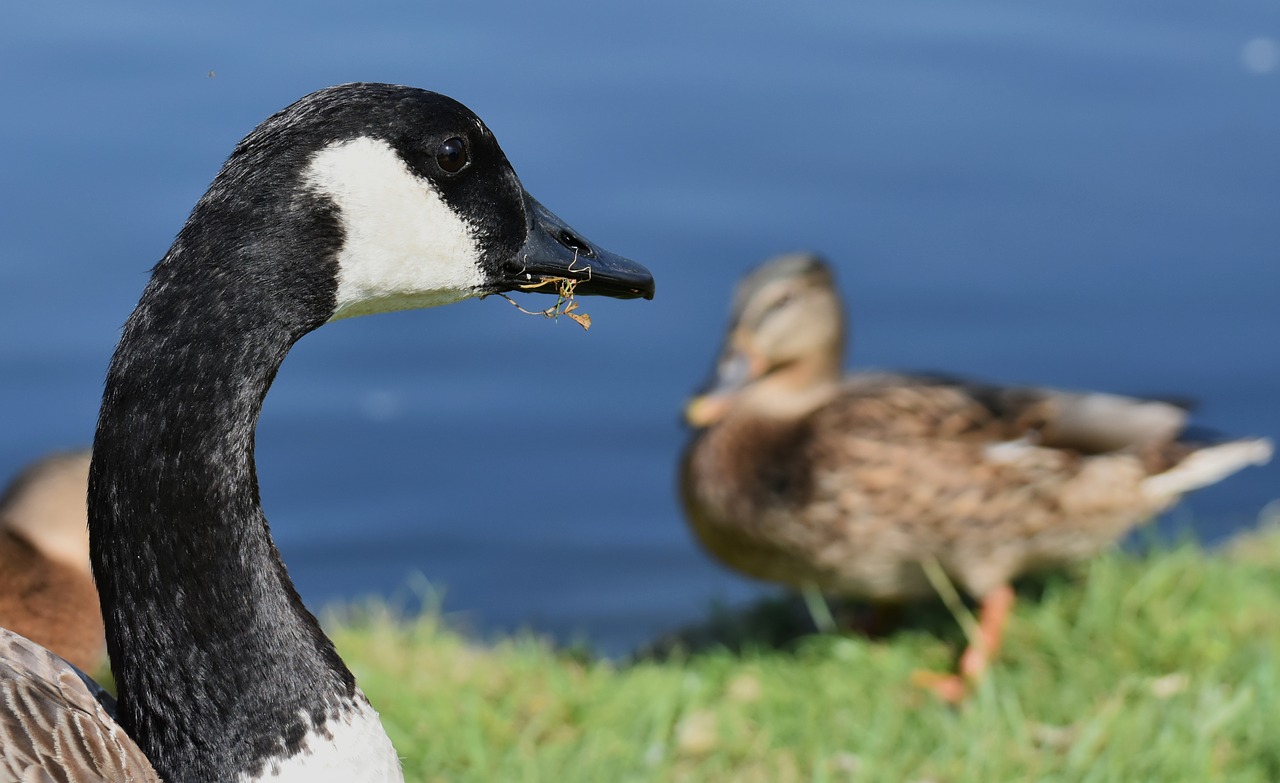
556, 229, 597, 259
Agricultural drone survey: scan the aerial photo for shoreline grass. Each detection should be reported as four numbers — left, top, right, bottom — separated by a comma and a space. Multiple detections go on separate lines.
330, 526, 1280, 782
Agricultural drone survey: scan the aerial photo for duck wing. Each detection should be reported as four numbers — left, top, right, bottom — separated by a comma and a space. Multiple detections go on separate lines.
836, 372, 1189, 453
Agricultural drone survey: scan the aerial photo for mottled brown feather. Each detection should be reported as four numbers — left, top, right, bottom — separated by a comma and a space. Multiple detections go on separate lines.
0, 627, 160, 783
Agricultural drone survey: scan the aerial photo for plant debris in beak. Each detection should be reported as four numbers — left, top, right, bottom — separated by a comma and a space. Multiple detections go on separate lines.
496, 275, 592, 331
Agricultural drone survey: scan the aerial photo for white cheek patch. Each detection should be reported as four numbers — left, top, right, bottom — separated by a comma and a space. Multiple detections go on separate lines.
304, 136, 486, 321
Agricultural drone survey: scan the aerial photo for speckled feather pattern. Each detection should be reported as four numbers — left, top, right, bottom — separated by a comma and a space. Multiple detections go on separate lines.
684, 372, 1227, 600
0, 627, 160, 783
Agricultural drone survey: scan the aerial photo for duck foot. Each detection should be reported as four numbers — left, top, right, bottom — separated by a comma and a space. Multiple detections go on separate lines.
912, 583, 1016, 702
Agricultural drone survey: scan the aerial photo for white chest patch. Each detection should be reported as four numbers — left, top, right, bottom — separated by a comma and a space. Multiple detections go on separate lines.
305, 136, 486, 321
240, 694, 403, 783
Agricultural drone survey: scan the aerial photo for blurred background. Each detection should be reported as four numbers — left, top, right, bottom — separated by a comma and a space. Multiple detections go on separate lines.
1, 0, 1276, 656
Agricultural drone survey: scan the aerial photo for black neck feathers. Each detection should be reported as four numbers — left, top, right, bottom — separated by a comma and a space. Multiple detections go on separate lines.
87, 186, 348, 782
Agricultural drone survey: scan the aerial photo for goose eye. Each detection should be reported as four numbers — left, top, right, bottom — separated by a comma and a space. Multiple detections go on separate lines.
435, 137, 468, 173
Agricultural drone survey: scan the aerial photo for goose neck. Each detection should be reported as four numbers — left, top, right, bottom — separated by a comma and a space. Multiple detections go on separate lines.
87, 260, 360, 781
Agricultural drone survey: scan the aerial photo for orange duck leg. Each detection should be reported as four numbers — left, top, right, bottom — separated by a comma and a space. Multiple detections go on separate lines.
913, 583, 1016, 703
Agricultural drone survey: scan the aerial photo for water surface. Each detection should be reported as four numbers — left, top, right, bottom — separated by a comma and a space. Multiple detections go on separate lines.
1, 0, 1276, 653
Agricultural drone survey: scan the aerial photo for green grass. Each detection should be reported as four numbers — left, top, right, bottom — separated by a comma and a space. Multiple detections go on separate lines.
329, 526, 1280, 782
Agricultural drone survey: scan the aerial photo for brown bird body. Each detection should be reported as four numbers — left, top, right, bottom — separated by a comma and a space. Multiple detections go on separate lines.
681, 253, 1273, 699
0, 451, 104, 674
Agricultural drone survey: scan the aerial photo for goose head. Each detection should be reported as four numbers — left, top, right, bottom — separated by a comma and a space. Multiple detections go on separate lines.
155, 83, 653, 335
685, 253, 844, 426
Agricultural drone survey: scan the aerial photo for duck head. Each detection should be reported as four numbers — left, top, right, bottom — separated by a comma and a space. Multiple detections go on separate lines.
686, 253, 845, 426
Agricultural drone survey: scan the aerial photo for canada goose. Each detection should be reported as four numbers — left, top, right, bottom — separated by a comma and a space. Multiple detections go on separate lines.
0, 449, 103, 673
680, 253, 1270, 701
0, 82, 654, 782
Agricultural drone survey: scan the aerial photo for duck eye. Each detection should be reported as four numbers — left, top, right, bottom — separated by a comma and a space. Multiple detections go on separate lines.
435, 137, 468, 173
762, 293, 793, 318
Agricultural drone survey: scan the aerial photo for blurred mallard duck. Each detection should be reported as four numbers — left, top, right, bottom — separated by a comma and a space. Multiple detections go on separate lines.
680, 253, 1273, 700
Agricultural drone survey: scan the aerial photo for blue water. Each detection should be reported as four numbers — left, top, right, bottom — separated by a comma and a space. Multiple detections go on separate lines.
1, 1, 1276, 655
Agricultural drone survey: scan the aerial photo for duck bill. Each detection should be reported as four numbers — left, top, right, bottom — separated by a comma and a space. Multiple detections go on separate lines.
685, 349, 756, 427
501, 194, 655, 300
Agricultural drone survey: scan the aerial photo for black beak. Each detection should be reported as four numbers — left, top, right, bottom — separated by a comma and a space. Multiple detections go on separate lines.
501, 194, 655, 300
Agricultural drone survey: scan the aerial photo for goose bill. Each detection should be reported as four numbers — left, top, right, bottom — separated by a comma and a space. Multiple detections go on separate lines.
503, 194, 655, 300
